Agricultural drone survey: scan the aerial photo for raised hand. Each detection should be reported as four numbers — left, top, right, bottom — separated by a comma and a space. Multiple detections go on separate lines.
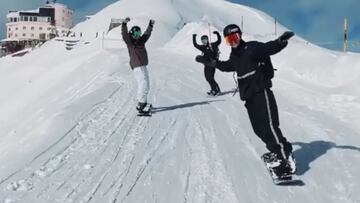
279, 31, 295, 42
149, 19, 155, 27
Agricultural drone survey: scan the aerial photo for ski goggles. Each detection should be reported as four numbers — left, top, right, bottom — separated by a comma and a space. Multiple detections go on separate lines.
224, 33, 241, 46
132, 30, 142, 38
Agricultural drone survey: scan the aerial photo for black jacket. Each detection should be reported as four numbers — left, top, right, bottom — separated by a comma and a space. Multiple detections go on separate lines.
217, 39, 287, 101
193, 32, 221, 61
122, 22, 153, 69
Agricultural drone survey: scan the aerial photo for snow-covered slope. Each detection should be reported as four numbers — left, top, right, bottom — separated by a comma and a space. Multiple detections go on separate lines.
0, 0, 360, 202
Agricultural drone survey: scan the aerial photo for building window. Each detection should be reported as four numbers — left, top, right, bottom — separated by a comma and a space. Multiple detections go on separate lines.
39, 27, 43, 30
34, 17, 37, 22
15, 27, 18, 30
62, 17, 65, 22
23, 33, 26, 37
24, 16, 28, 21
8, 28, 11, 31
8, 34, 10, 38
23, 26, 26, 30
31, 33, 35, 37
15, 34, 18, 37
31, 26, 34, 30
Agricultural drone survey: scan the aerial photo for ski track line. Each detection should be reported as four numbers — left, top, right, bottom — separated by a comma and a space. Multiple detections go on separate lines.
1, 90, 124, 200
199, 104, 251, 202
58, 69, 164, 202
44, 86, 138, 200
69, 115, 149, 202
117, 118, 178, 203
0, 76, 137, 201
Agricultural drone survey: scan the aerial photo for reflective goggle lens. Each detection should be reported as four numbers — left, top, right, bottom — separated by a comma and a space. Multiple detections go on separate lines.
225, 33, 241, 46
132, 30, 141, 38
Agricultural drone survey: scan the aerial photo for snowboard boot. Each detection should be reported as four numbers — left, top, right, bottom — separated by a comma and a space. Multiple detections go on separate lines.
207, 89, 220, 96
263, 152, 292, 178
287, 153, 297, 174
136, 102, 147, 112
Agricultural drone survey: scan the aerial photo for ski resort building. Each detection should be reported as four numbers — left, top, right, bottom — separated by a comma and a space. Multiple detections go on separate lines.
1, 0, 74, 55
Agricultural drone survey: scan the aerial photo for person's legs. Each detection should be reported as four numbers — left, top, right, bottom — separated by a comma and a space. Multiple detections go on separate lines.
204, 66, 220, 93
245, 89, 292, 160
133, 66, 150, 107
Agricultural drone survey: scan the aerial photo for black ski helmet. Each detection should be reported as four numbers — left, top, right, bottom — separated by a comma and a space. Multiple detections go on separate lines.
200, 35, 208, 41
129, 26, 141, 38
223, 24, 242, 37
200, 35, 209, 44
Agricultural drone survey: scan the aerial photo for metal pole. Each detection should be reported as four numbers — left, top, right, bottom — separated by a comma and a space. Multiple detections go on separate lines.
102, 31, 105, 49
344, 17, 348, 52
275, 17, 277, 36
208, 22, 211, 42
241, 16, 244, 30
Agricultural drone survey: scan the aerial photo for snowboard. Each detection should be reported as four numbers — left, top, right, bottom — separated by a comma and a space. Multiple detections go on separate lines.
137, 104, 152, 117
261, 154, 304, 186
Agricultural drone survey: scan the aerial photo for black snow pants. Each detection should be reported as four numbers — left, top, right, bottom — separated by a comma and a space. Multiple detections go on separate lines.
204, 66, 220, 92
245, 88, 292, 160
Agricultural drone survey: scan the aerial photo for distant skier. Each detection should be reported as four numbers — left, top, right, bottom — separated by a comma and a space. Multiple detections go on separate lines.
198, 24, 296, 178
193, 31, 221, 96
121, 17, 154, 114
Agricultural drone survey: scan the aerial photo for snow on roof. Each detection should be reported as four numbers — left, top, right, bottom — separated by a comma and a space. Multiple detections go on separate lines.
43, 3, 73, 10
7, 8, 40, 18
6, 12, 20, 18
21, 9, 40, 13
0, 38, 19, 42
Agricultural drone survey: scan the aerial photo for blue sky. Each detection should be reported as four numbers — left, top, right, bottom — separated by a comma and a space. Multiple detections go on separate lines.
0, 0, 359, 52
229, 0, 360, 52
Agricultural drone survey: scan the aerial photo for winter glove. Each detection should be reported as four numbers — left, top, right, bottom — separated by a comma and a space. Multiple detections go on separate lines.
208, 59, 217, 67
278, 31, 294, 44
149, 19, 155, 27
195, 55, 217, 67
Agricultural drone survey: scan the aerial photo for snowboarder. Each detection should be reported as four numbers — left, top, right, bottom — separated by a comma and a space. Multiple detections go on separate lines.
198, 24, 296, 178
121, 17, 154, 114
193, 31, 221, 96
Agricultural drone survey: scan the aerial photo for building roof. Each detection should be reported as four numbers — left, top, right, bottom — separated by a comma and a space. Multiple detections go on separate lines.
1, 38, 20, 42
7, 12, 20, 18
44, 3, 73, 11
7, 9, 40, 18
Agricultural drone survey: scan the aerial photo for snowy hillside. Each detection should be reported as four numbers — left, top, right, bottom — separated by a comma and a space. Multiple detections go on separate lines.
1, 0, 360, 202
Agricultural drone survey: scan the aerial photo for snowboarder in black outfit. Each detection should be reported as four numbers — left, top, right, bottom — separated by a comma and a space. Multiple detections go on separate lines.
198, 24, 296, 178
193, 31, 221, 96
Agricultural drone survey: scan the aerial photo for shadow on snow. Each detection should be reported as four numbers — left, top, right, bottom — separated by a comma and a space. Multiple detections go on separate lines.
293, 140, 360, 176
152, 100, 223, 113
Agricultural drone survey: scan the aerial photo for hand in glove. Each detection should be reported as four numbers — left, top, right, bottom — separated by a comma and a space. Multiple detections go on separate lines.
195, 56, 217, 67
208, 59, 217, 67
149, 19, 155, 27
278, 31, 294, 44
